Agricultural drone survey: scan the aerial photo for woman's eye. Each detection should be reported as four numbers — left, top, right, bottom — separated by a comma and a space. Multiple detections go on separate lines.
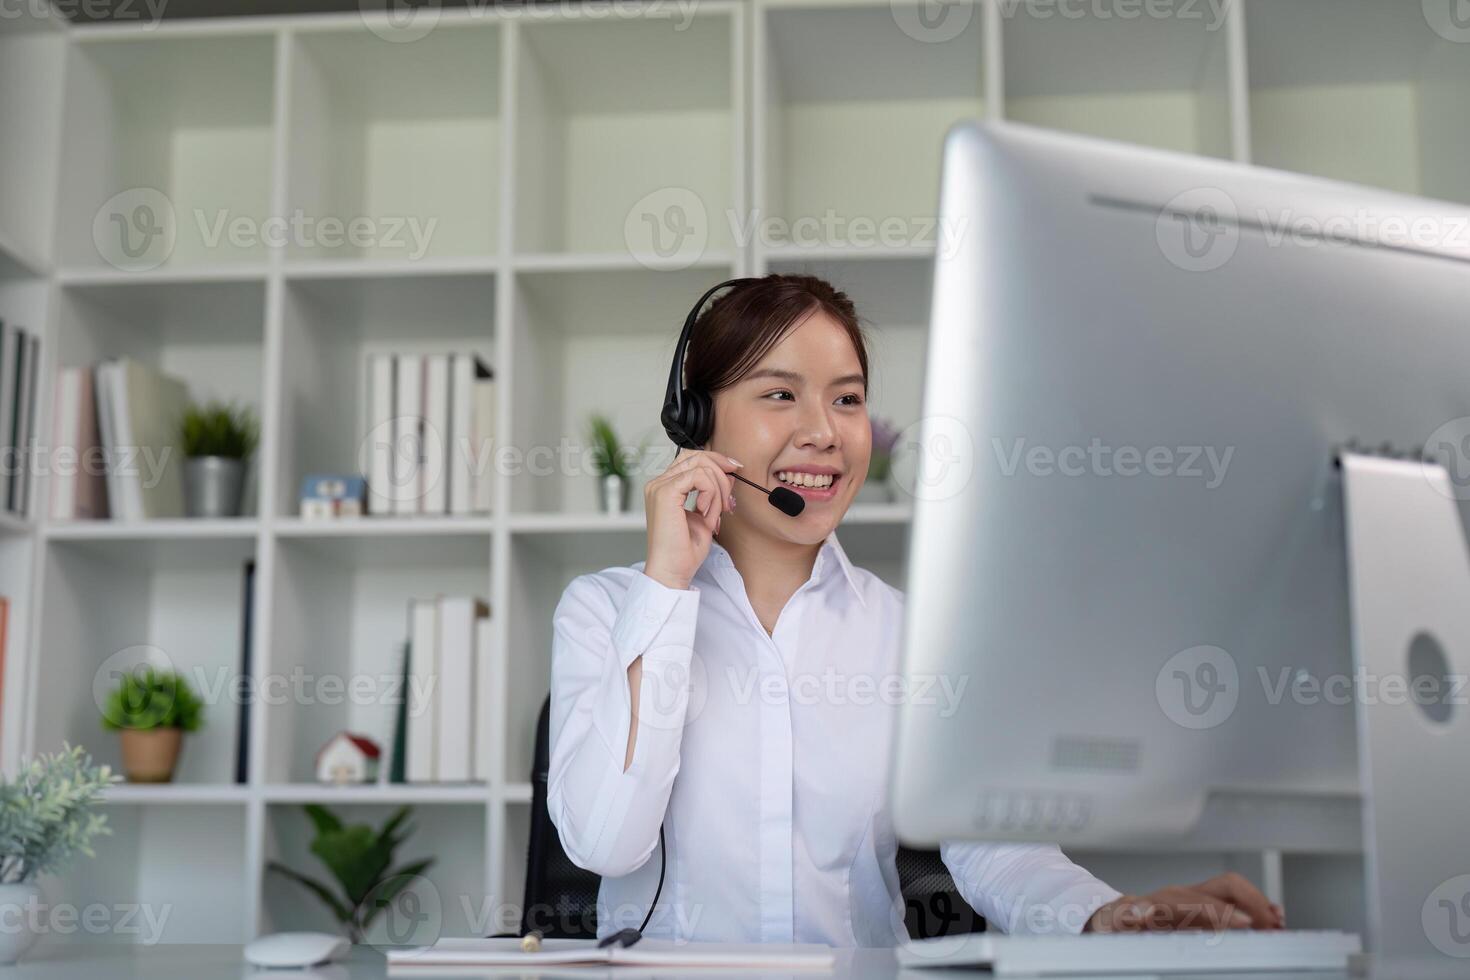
837, 393, 864, 406
766, 390, 794, 401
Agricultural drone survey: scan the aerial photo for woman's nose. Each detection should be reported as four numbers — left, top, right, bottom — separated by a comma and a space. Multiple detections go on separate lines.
795, 403, 838, 449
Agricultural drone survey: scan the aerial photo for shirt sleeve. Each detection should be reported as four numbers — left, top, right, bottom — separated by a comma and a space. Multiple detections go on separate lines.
939, 840, 1123, 935
547, 569, 701, 878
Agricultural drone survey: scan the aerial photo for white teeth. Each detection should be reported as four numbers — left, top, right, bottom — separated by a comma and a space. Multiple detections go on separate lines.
776, 471, 834, 489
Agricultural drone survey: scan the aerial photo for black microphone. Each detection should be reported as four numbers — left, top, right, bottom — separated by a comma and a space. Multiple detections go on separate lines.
732, 472, 805, 517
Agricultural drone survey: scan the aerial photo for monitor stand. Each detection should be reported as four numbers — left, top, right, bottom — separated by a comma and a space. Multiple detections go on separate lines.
1340, 453, 1470, 979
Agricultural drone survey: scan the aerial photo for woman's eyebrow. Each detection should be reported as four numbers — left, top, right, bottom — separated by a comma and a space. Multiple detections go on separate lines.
745, 367, 866, 387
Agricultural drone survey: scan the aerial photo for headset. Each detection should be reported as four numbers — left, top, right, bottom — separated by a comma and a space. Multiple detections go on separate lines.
659, 277, 806, 518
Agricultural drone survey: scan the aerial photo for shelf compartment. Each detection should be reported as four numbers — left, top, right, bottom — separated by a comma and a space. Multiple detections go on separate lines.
35, 536, 256, 788
758, 2, 984, 251
506, 266, 722, 515
0, 13, 64, 272
263, 532, 491, 785
286, 24, 501, 264
515, 11, 737, 256
58, 34, 277, 270
1002, 0, 1232, 158
262, 801, 487, 941
53, 278, 267, 519
276, 272, 497, 519
1244, 0, 1470, 202
41, 803, 248, 945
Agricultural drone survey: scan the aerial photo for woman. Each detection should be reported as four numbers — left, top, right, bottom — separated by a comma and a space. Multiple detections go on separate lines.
547, 274, 1283, 946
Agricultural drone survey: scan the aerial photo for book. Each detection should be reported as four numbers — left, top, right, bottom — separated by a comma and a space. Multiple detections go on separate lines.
0, 322, 14, 513
236, 560, 256, 784
393, 355, 424, 517
73, 366, 108, 520
385, 937, 836, 970
436, 597, 488, 782
94, 362, 121, 519
49, 367, 82, 520
407, 598, 439, 782
102, 358, 189, 520
472, 365, 496, 514
448, 355, 472, 516
11, 331, 37, 516
422, 354, 450, 516
389, 639, 410, 784
0, 596, 8, 760
473, 615, 494, 783
366, 354, 396, 517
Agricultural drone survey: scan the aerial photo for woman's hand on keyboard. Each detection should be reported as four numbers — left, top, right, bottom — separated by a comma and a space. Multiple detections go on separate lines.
1085, 872, 1285, 932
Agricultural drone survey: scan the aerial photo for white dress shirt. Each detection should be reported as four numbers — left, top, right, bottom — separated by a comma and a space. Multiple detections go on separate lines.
547, 532, 1121, 946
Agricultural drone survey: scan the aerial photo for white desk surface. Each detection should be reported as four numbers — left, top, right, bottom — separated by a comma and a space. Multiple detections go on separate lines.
5, 943, 1362, 980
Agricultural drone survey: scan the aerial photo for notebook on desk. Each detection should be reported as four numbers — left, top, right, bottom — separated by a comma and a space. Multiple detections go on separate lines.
385, 936, 836, 970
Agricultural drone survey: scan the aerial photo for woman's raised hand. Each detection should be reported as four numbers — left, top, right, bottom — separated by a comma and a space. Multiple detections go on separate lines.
642, 449, 741, 590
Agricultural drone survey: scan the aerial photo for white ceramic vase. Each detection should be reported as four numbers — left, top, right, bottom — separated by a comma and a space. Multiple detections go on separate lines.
0, 881, 42, 964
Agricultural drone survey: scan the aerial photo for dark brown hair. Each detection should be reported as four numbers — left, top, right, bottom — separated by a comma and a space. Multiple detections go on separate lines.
682, 274, 868, 395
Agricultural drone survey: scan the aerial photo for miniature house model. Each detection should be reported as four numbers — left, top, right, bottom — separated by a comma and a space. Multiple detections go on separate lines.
315, 732, 382, 785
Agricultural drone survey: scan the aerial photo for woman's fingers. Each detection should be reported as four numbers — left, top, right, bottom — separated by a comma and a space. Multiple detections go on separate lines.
1190, 872, 1280, 929
1089, 888, 1253, 932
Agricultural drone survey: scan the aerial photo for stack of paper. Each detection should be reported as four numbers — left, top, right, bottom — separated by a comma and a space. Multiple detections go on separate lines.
385, 937, 836, 971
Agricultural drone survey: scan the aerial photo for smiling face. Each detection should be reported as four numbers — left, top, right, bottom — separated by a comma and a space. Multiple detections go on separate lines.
707, 308, 872, 546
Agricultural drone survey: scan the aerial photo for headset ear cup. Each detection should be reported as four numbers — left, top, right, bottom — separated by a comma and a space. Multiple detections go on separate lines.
682, 388, 714, 448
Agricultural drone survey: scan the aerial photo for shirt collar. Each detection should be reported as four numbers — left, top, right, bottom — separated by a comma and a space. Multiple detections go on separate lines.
703, 532, 867, 610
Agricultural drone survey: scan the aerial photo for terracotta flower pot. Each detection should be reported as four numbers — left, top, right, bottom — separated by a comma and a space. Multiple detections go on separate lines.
118, 727, 184, 783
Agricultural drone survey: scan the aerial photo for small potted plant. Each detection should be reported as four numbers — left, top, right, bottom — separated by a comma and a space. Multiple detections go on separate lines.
0, 744, 119, 963
858, 416, 902, 504
586, 414, 645, 514
179, 399, 258, 518
268, 804, 434, 944
100, 666, 204, 783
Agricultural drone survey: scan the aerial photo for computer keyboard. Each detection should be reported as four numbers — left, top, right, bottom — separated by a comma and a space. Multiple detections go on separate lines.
897, 929, 1362, 975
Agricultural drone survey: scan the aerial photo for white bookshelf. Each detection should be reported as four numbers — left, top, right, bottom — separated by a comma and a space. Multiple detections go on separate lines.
10, 0, 1463, 947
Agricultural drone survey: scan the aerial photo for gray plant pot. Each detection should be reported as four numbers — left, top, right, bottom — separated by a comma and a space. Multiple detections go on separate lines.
184, 456, 246, 518
599, 474, 630, 513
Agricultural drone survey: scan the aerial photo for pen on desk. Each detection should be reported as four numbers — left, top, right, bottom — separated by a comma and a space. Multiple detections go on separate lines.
520, 930, 542, 952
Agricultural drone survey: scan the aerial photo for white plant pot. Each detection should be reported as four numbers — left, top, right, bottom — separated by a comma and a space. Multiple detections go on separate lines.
0, 882, 42, 964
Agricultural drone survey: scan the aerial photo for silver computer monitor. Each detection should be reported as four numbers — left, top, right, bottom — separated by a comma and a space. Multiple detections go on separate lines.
890, 121, 1470, 859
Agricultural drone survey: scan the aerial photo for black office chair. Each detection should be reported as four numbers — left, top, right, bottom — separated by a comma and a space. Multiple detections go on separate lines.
517, 695, 985, 941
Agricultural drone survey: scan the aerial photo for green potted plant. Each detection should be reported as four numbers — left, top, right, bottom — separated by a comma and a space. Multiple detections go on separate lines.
0, 744, 119, 963
179, 400, 258, 518
859, 416, 902, 503
586, 414, 645, 514
267, 804, 434, 944
99, 666, 204, 783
